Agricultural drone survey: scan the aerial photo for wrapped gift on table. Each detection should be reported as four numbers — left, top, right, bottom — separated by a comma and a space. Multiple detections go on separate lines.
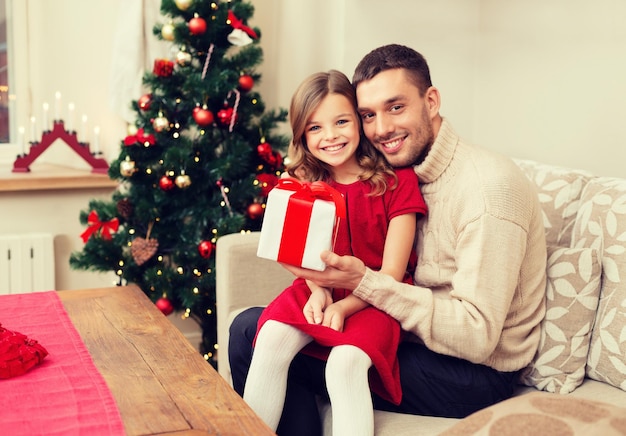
257, 178, 346, 271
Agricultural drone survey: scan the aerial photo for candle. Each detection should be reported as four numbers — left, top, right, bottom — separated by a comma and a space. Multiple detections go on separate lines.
93, 126, 101, 154
54, 91, 61, 121
30, 116, 37, 142
18, 126, 25, 155
67, 102, 75, 132
42, 102, 49, 131
8, 94, 16, 125
80, 114, 88, 143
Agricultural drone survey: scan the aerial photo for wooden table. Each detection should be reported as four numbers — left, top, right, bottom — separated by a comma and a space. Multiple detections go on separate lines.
58, 285, 275, 436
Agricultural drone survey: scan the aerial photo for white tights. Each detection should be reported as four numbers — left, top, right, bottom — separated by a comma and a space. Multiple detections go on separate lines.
243, 320, 374, 435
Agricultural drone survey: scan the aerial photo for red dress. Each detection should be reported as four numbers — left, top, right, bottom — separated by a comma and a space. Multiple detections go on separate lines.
256, 167, 427, 404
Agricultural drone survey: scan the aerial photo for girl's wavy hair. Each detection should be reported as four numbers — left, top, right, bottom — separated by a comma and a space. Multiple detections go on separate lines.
286, 69, 397, 196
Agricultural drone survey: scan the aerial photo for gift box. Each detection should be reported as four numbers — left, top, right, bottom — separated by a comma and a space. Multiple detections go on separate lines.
257, 178, 346, 271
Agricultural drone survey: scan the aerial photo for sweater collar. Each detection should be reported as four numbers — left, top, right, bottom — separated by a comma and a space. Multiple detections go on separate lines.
413, 117, 457, 184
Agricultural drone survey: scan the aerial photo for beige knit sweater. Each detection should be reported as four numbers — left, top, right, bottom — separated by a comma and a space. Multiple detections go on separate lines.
352, 119, 547, 372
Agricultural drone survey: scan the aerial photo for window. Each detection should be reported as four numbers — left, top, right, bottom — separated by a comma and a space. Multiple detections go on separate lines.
0, 0, 9, 144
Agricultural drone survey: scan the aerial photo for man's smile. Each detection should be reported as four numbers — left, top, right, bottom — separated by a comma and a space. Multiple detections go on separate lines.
379, 136, 405, 152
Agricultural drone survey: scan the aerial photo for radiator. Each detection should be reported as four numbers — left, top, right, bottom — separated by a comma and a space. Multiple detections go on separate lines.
0, 233, 55, 295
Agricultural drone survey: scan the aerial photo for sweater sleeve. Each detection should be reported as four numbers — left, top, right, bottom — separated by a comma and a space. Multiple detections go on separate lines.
352, 213, 528, 365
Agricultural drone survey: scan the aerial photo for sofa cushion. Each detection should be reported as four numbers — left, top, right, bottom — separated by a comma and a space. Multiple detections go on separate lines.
440, 392, 626, 436
514, 159, 593, 247
520, 246, 602, 394
572, 177, 626, 392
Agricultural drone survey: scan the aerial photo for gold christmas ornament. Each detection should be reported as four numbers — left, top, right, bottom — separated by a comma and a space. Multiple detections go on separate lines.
161, 23, 175, 41
120, 157, 137, 177
176, 50, 192, 66
174, 0, 193, 11
175, 171, 192, 188
152, 112, 170, 132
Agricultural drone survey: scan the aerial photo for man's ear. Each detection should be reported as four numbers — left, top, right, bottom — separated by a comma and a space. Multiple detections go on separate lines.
425, 86, 441, 118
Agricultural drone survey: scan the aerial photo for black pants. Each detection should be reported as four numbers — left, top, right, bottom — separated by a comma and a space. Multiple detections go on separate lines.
228, 307, 519, 436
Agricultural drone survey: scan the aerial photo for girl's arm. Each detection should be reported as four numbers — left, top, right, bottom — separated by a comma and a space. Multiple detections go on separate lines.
322, 212, 417, 330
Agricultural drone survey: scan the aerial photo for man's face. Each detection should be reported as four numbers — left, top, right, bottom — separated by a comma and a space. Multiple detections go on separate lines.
356, 68, 434, 168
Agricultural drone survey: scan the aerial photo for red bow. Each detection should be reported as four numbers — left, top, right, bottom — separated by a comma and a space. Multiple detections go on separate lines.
124, 128, 155, 146
80, 211, 120, 243
153, 58, 174, 77
276, 178, 346, 219
227, 10, 258, 39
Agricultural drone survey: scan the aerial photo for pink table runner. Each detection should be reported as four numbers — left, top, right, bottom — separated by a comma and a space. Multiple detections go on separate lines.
0, 291, 125, 435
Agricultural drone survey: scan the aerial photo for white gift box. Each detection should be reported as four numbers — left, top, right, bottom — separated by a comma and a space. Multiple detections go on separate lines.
257, 179, 345, 271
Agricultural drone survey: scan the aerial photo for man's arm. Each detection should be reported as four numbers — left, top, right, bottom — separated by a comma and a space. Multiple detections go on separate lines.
281, 250, 366, 292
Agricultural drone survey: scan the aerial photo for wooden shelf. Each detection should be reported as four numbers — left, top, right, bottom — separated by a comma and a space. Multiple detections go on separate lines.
0, 163, 119, 192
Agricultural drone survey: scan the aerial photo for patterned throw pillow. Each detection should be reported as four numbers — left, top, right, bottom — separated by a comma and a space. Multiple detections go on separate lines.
514, 159, 593, 247
441, 392, 626, 436
520, 246, 602, 394
572, 176, 626, 392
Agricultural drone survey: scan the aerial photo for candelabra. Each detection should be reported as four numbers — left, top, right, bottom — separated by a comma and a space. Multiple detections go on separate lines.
12, 120, 109, 174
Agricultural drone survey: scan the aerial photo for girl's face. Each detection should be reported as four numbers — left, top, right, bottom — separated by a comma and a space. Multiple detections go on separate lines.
304, 93, 361, 181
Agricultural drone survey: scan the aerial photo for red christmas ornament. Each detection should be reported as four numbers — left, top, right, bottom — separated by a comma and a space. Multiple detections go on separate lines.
257, 142, 272, 158
256, 172, 279, 197
138, 94, 152, 111
193, 106, 214, 127
266, 152, 283, 170
155, 297, 174, 316
153, 59, 174, 77
189, 15, 207, 35
257, 142, 283, 170
238, 74, 254, 92
217, 107, 236, 126
159, 175, 175, 191
198, 240, 214, 259
247, 202, 264, 220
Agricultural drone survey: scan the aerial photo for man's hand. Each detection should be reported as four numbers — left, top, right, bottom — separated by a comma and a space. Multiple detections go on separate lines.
282, 250, 367, 291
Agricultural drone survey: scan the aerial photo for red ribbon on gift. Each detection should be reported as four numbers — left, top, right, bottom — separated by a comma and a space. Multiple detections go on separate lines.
227, 10, 258, 39
80, 211, 120, 243
275, 179, 345, 267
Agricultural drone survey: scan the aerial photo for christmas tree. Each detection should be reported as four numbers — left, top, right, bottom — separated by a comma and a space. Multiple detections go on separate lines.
70, 0, 288, 367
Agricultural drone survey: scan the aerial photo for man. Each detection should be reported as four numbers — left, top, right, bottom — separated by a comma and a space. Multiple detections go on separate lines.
229, 44, 547, 435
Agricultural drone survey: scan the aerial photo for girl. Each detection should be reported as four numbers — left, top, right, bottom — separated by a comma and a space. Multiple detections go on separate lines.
243, 70, 427, 435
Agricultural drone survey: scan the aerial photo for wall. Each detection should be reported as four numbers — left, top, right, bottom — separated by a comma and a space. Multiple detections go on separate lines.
0, 185, 118, 290
473, 0, 626, 176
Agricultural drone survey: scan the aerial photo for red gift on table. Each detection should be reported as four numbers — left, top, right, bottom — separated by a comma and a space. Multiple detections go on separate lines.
257, 178, 346, 271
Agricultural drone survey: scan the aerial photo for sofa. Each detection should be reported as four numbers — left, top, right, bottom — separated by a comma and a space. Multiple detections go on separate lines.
215, 158, 626, 435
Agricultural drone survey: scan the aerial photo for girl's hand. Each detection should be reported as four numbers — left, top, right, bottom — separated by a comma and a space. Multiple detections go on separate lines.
321, 302, 348, 332
303, 281, 332, 324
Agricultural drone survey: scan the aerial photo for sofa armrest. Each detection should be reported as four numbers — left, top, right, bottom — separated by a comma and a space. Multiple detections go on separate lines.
216, 231, 295, 383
